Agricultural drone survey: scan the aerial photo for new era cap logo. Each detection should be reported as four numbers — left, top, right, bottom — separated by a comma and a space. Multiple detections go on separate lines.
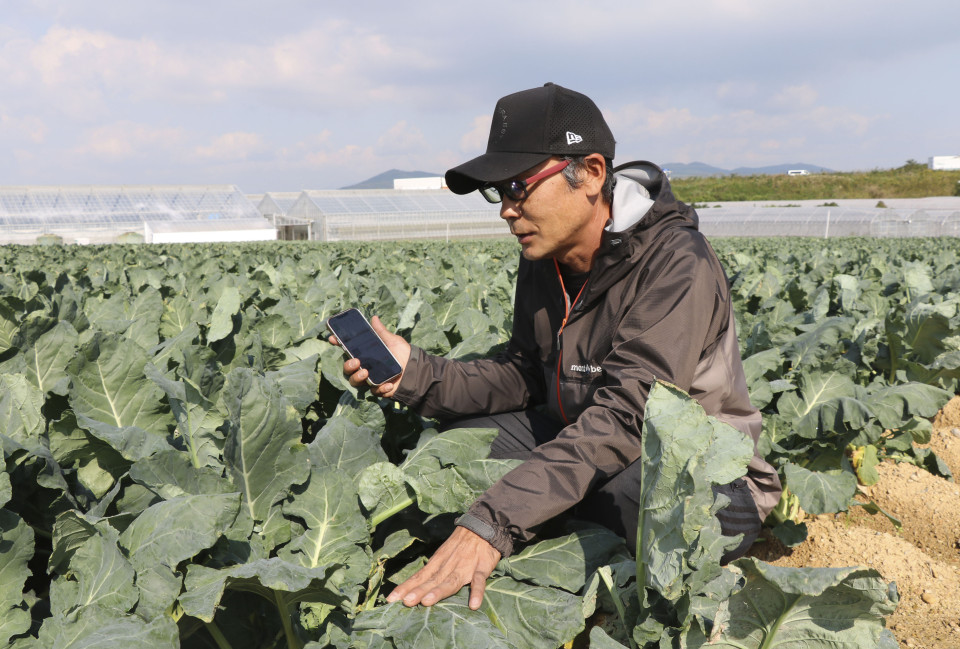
566, 131, 583, 145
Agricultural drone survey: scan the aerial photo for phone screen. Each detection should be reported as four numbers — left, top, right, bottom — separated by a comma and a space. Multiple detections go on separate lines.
327, 308, 403, 385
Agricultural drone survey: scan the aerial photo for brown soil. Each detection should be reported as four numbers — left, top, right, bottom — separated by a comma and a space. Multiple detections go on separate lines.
748, 396, 960, 649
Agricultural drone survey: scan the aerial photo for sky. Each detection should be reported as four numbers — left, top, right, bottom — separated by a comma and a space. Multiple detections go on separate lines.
1, 0, 958, 194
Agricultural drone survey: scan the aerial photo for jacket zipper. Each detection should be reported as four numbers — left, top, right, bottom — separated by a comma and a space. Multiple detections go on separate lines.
554, 259, 588, 425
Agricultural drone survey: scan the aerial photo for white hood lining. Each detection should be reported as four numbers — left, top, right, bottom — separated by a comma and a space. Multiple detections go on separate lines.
607, 170, 655, 233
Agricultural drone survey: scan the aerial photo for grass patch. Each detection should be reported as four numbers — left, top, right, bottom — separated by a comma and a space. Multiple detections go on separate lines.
670, 160, 960, 203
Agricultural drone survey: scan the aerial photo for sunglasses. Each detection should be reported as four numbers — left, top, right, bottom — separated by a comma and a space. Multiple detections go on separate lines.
479, 160, 570, 204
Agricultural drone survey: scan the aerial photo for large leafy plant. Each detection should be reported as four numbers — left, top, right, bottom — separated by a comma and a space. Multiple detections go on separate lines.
0, 237, 953, 647
718, 238, 957, 542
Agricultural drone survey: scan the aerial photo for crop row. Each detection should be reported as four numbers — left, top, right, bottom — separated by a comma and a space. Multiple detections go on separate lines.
1, 237, 957, 648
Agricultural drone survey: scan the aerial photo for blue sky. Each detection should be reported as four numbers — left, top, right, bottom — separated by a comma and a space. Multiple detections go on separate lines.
1, 0, 958, 193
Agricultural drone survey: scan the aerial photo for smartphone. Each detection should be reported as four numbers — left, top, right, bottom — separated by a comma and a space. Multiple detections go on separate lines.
326, 308, 403, 386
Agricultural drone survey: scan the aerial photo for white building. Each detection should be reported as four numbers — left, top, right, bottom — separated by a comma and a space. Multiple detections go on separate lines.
393, 177, 446, 190
929, 156, 960, 171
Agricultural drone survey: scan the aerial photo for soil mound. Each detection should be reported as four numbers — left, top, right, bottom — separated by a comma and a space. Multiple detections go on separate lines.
749, 396, 960, 649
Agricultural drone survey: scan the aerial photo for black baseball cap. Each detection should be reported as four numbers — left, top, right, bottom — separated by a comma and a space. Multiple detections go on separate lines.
445, 83, 616, 195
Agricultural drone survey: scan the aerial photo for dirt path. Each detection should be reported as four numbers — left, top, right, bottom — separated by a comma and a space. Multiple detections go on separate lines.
749, 397, 960, 649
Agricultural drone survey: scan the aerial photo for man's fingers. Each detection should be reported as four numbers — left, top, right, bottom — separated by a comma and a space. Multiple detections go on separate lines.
370, 315, 397, 343
373, 382, 394, 397
385, 561, 433, 605
339, 358, 368, 387
386, 551, 466, 607
468, 569, 488, 610
385, 527, 499, 608
370, 315, 388, 335
369, 315, 411, 373
402, 571, 466, 607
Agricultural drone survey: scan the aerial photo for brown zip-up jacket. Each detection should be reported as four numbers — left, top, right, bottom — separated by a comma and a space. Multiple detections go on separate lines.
393, 161, 782, 556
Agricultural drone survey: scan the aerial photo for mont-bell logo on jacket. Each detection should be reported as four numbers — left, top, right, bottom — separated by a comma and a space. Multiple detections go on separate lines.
570, 363, 602, 374
566, 131, 583, 145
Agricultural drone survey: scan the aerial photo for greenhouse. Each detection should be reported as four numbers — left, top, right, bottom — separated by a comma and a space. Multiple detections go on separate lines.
285, 189, 504, 241
256, 192, 302, 219
0, 185, 275, 245
2, 184, 958, 246
696, 201, 960, 238
279, 190, 960, 242
256, 192, 313, 240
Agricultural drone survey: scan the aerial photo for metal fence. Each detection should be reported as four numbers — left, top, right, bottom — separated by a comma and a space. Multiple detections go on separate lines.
3, 185, 958, 244
697, 204, 960, 238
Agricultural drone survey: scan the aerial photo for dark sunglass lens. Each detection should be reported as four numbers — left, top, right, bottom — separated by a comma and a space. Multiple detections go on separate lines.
504, 181, 526, 202
480, 186, 503, 203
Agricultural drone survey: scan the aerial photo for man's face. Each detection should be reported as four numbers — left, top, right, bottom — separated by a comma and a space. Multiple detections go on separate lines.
498, 157, 604, 270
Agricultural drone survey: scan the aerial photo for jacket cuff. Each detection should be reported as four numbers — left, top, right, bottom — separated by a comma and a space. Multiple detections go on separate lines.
456, 512, 514, 558
392, 345, 425, 407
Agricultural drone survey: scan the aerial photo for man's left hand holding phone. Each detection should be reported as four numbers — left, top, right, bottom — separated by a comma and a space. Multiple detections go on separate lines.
326, 308, 411, 399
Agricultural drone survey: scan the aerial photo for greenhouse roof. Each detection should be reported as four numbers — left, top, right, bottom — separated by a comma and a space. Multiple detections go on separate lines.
257, 192, 303, 216
0, 185, 265, 232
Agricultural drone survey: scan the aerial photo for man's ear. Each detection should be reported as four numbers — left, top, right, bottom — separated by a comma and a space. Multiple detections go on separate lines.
583, 154, 607, 199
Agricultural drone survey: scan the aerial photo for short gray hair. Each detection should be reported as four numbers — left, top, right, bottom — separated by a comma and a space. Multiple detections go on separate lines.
561, 155, 616, 204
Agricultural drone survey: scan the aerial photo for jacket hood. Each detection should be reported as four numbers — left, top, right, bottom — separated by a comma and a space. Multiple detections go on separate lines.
583, 161, 700, 297
607, 160, 698, 233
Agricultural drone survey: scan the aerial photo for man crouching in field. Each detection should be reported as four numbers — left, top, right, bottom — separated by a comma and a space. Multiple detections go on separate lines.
335, 83, 781, 610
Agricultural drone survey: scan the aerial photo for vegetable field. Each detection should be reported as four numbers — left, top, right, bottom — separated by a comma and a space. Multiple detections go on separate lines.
1, 237, 958, 648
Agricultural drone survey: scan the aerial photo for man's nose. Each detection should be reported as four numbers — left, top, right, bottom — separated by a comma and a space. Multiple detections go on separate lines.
499, 198, 521, 220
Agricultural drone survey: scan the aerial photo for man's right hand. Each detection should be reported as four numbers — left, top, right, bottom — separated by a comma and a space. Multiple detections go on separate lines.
328, 315, 411, 399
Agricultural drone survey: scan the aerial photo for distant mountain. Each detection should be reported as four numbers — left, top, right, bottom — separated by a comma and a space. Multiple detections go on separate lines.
341, 169, 442, 190
661, 161, 833, 178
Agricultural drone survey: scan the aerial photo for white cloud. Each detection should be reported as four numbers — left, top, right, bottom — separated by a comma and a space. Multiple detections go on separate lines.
614, 98, 876, 138
610, 96, 882, 169
715, 81, 760, 108
709, 0, 762, 17
805, 106, 875, 137
758, 139, 784, 152
277, 130, 332, 161
436, 149, 467, 173
720, 106, 876, 139
377, 121, 427, 154
609, 104, 714, 138
1, 21, 442, 113
304, 144, 377, 169
194, 132, 266, 160
0, 111, 47, 143
459, 115, 490, 154
769, 84, 819, 111
278, 131, 378, 172
76, 121, 185, 159
1, 1, 956, 188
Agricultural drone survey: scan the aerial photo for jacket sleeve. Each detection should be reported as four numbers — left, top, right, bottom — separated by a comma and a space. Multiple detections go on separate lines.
466, 234, 731, 555
392, 304, 545, 420
391, 343, 541, 419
